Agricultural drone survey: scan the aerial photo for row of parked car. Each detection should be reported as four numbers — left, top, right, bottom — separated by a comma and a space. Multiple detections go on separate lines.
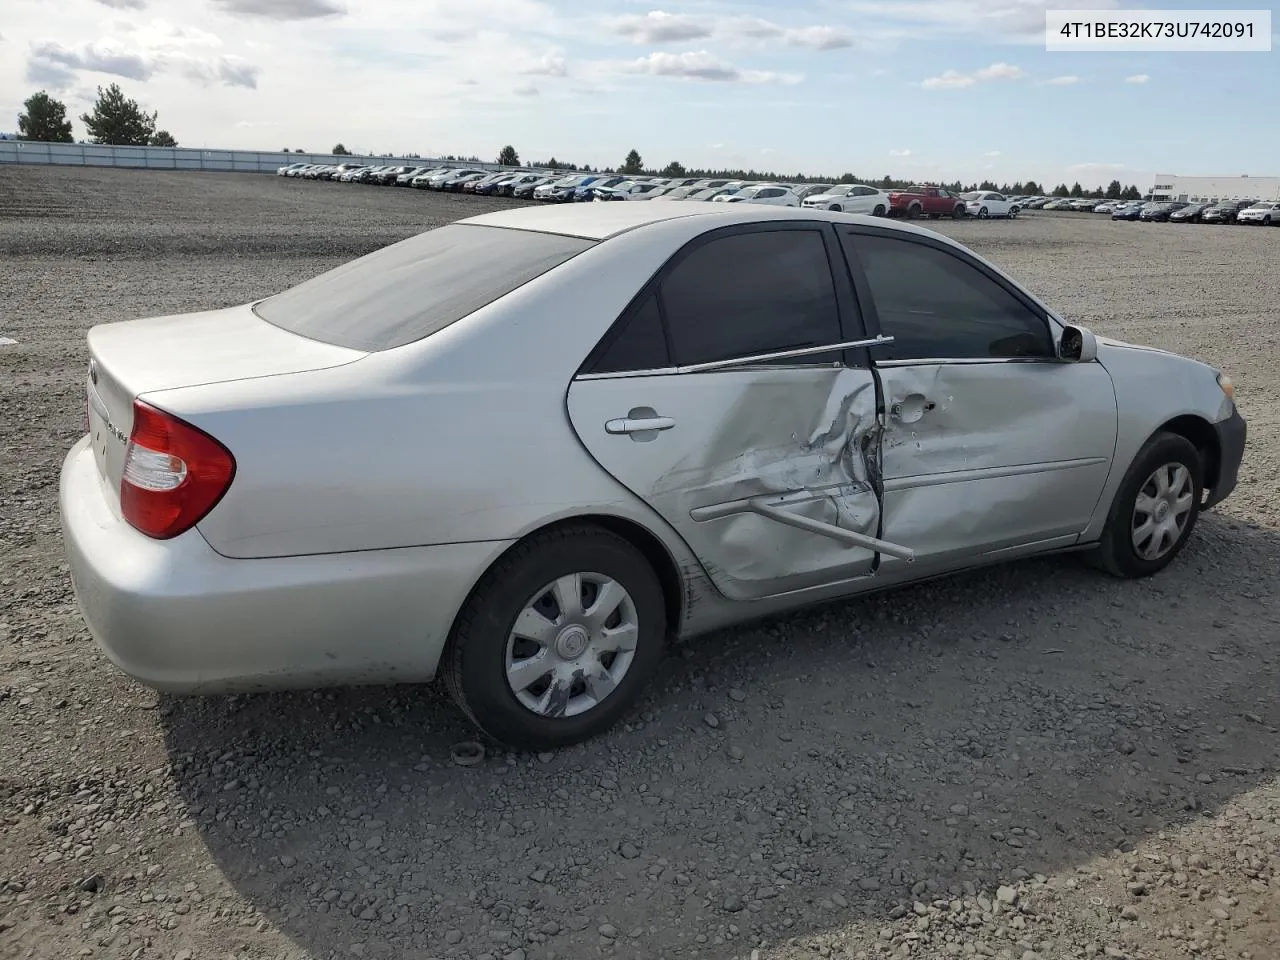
274, 161, 1045, 219
1101, 198, 1280, 224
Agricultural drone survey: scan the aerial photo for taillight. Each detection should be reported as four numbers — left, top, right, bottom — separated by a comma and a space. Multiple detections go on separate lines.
120, 400, 236, 540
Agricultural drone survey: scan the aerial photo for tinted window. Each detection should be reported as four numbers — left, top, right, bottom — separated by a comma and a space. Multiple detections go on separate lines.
254, 224, 594, 352
844, 233, 1053, 361
660, 230, 843, 367
589, 294, 670, 373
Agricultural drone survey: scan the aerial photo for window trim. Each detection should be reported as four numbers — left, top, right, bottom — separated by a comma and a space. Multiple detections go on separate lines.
835, 224, 1061, 367
577, 220, 870, 379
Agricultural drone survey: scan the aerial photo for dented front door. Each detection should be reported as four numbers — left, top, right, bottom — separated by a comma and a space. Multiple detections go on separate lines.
566, 366, 887, 601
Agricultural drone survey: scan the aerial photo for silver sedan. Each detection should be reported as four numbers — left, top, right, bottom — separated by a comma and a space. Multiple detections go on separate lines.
59, 203, 1246, 750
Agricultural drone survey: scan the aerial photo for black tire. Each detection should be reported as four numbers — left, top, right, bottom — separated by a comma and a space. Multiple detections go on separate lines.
829, 203, 843, 212
1009, 206, 1020, 219
1084, 431, 1203, 579
952, 205, 965, 219
442, 524, 667, 751
978, 207, 989, 219
907, 204, 921, 219
873, 204, 886, 217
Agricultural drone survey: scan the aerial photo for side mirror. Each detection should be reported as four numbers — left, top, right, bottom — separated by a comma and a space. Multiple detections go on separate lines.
1058, 324, 1098, 363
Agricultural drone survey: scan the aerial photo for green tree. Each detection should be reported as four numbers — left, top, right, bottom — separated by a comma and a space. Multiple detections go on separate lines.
79, 84, 157, 146
1022, 180, 1043, 195
1069, 181, 1084, 197
1105, 178, 1123, 199
1052, 183, 1070, 196
661, 160, 686, 177
17, 90, 73, 143
497, 144, 519, 166
1121, 184, 1142, 200
332, 143, 351, 155
149, 129, 177, 147
621, 149, 644, 175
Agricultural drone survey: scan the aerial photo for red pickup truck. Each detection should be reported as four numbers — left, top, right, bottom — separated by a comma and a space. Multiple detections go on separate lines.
887, 185, 967, 219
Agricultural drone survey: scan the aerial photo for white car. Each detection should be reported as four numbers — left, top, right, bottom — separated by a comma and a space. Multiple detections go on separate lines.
593, 181, 670, 201
60, 202, 1247, 750
801, 184, 890, 216
1235, 201, 1280, 225
711, 184, 801, 207
963, 192, 1021, 219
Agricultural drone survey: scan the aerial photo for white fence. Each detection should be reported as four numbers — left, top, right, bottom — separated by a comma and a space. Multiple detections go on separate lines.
0, 139, 511, 175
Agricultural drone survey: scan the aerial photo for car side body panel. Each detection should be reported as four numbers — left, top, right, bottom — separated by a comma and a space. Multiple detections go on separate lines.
568, 366, 883, 601
873, 359, 1119, 578
1079, 337, 1237, 542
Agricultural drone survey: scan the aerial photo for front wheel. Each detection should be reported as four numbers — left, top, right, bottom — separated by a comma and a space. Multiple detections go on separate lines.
1009, 206, 1020, 218
1084, 431, 1203, 579
442, 525, 667, 750
829, 203, 843, 213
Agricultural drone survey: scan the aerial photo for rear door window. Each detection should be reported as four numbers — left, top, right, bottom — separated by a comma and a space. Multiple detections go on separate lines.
254, 224, 594, 351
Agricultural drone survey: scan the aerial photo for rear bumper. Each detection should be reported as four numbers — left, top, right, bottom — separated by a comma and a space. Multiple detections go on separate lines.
59, 436, 512, 694
1204, 407, 1247, 509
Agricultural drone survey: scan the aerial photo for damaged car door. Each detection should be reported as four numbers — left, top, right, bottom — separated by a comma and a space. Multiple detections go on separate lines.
836, 226, 1119, 576
567, 222, 909, 603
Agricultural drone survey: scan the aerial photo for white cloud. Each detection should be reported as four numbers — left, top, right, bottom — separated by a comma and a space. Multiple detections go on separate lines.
1043, 75, 1079, 86
920, 69, 975, 89
1124, 73, 1150, 84
973, 62, 1027, 81
613, 11, 712, 43
984, 150, 1002, 157
612, 11, 858, 51
513, 82, 539, 96
519, 53, 566, 77
208, 0, 345, 20
921, 62, 1027, 89
889, 148, 911, 157
24, 24, 261, 91
621, 50, 800, 85
776, 24, 857, 51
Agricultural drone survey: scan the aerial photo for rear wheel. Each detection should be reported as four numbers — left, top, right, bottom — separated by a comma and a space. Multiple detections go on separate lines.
442, 525, 667, 750
873, 204, 886, 217
907, 204, 922, 219
977, 206, 989, 219
1084, 431, 1203, 579
1009, 206, 1020, 218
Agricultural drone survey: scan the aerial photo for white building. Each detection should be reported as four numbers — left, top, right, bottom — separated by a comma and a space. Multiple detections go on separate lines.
1149, 175, 1280, 203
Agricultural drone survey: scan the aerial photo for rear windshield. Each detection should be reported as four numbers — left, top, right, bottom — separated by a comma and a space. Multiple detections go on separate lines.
253, 224, 594, 351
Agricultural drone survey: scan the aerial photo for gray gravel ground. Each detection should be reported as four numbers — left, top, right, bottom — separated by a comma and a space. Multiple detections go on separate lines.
2, 166, 1279, 960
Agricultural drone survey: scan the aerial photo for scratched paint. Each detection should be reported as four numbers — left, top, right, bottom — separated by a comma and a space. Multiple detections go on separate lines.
567, 366, 883, 602
874, 360, 1119, 569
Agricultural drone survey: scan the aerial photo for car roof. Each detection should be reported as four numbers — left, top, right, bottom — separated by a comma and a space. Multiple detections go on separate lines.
457, 200, 943, 242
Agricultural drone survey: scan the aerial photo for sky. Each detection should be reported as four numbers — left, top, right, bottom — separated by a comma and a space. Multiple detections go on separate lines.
2, 0, 1277, 189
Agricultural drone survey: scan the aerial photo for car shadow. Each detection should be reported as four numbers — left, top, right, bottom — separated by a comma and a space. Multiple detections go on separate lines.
160, 510, 1279, 959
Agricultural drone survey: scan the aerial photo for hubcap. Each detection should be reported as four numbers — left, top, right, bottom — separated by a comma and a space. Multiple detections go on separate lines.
504, 572, 640, 719
1131, 462, 1194, 561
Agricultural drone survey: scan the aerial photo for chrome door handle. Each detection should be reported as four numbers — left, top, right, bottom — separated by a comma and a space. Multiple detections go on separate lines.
605, 416, 675, 435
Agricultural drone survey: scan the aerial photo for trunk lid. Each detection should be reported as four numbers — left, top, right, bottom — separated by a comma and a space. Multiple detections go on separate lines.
84, 303, 364, 504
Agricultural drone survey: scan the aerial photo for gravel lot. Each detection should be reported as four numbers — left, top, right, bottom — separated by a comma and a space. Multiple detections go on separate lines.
2, 166, 1278, 960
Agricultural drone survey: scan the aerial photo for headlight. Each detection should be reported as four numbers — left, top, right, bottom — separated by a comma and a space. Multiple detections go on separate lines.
1217, 372, 1235, 401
